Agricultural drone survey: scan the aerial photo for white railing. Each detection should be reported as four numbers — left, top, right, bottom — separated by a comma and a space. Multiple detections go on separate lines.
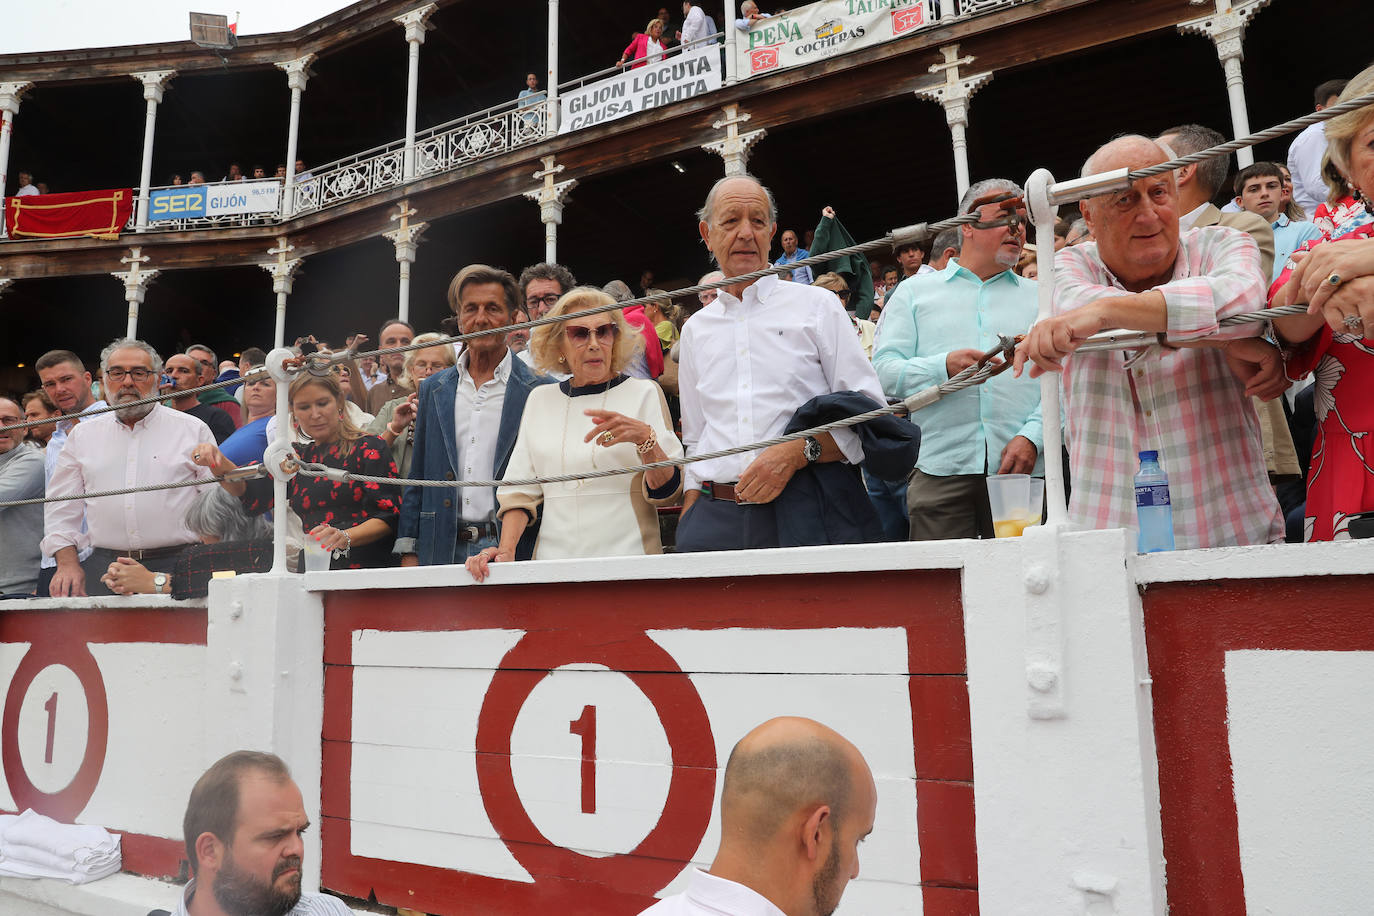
412, 100, 547, 181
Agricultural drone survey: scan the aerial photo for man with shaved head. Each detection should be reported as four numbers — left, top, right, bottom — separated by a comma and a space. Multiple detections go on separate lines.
1014, 135, 1284, 548
640, 717, 877, 915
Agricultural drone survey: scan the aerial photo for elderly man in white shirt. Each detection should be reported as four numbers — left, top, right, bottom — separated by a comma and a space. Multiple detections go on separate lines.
678, 0, 711, 47
676, 174, 887, 552
43, 338, 214, 597
639, 718, 876, 916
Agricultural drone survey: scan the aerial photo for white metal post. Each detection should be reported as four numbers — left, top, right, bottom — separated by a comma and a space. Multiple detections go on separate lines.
1025, 169, 1069, 528
0, 82, 33, 240
111, 248, 158, 338
724, 0, 738, 85
523, 156, 576, 265
1178, 0, 1270, 170
395, 4, 436, 181
916, 44, 992, 205
131, 71, 175, 231
263, 347, 296, 575
384, 203, 427, 323
546, 0, 560, 137
264, 238, 303, 350
277, 56, 315, 218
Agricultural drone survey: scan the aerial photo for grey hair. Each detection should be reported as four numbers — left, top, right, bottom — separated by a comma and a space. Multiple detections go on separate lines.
100, 338, 163, 376
399, 332, 454, 389
185, 486, 271, 542
741, 0, 759, 12
602, 279, 634, 303
696, 173, 778, 227
1159, 124, 1228, 196
931, 226, 962, 254
699, 269, 724, 285
958, 178, 1024, 215
185, 343, 217, 364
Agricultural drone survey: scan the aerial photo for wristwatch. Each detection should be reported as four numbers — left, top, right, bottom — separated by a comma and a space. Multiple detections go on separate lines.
152, 573, 169, 594
802, 436, 822, 464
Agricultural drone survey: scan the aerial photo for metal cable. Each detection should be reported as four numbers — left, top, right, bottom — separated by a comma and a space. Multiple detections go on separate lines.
0, 467, 265, 509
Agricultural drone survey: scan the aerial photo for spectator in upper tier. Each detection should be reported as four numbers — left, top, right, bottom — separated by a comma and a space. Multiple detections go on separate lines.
21, 390, 59, 447
1013, 134, 1286, 549
465, 288, 683, 579
736, 0, 774, 30
218, 366, 276, 466
0, 396, 45, 596
251, 165, 266, 180
188, 171, 207, 185
14, 170, 39, 196
224, 163, 244, 182
274, 164, 288, 179
679, 1, 711, 48
369, 333, 456, 477
163, 353, 238, 444
619, 19, 667, 69
170, 173, 185, 186
774, 229, 813, 285
875, 179, 1043, 541
1233, 161, 1325, 281
1289, 79, 1350, 222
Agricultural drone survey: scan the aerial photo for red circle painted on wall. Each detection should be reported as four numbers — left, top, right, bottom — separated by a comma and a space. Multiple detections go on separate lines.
475, 629, 716, 895
1, 642, 109, 822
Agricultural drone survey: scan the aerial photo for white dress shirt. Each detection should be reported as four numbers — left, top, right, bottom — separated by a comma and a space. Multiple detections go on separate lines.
680, 5, 711, 46
42, 405, 214, 556
678, 274, 885, 490
40, 399, 107, 568
639, 869, 786, 915
454, 349, 511, 522
1287, 121, 1329, 222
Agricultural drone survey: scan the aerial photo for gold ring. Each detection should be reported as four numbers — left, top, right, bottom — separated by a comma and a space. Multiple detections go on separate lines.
602, 431, 614, 444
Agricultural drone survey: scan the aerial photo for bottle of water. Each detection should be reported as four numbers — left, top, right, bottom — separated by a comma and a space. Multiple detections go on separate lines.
1134, 450, 1175, 553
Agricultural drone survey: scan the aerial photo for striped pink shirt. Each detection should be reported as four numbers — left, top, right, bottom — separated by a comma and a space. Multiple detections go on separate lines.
1055, 226, 1284, 548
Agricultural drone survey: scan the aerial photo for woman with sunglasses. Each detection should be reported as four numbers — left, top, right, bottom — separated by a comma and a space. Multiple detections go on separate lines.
466, 288, 683, 580
814, 272, 877, 360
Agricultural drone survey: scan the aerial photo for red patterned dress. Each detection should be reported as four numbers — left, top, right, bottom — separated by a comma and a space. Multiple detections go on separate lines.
242, 434, 401, 567
1272, 196, 1374, 540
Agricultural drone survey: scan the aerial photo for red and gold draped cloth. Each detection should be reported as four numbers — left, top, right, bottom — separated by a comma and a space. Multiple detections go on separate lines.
4, 189, 133, 240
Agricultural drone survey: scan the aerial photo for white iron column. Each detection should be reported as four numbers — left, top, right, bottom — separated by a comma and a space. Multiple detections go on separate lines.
276, 55, 315, 218
383, 202, 427, 322
546, 0, 560, 137
723, 0, 738, 85
916, 44, 992, 204
0, 82, 33, 240
1179, 0, 1270, 170
522, 155, 577, 264
395, 4, 436, 181
701, 104, 766, 176
111, 248, 159, 338
131, 71, 175, 231
263, 238, 304, 349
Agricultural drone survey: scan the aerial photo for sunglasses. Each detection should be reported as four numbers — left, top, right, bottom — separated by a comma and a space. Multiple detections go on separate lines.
565, 322, 619, 345
834, 288, 851, 301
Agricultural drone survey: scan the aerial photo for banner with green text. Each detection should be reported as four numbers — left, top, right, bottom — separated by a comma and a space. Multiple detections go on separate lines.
735, 0, 931, 79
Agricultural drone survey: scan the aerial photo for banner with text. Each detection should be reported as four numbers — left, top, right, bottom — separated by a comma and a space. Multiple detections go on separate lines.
148, 181, 281, 221
560, 43, 722, 135
735, 0, 931, 79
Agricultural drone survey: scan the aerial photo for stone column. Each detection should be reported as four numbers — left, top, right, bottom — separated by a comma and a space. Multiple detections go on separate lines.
915, 44, 993, 204
262, 238, 304, 349
394, 4, 437, 181
383, 202, 428, 322
701, 104, 766, 176
0, 82, 34, 239
276, 55, 316, 217
131, 71, 175, 231
1178, 0, 1271, 170
111, 248, 159, 338
521, 156, 577, 264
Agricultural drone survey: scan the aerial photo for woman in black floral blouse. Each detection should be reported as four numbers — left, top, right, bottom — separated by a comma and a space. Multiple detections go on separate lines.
194, 373, 401, 570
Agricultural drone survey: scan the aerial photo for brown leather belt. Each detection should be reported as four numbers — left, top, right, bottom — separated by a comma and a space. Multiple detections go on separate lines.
96, 544, 189, 561
700, 481, 754, 505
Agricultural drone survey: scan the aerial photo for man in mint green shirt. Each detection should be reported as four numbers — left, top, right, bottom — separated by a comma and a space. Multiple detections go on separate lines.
873, 178, 1043, 540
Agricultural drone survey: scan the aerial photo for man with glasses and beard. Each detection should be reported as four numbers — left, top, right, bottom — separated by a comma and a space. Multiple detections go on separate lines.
638, 718, 877, 916
43, 338, 215, 597
173, 751, 350, 916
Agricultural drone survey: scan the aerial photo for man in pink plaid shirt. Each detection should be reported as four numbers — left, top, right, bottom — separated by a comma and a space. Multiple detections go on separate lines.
1014, 135, 1286, 548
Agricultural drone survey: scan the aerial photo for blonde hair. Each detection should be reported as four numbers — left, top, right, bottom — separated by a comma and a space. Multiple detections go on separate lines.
646, 17, 664, 34
399, 332, 454, 389
1322, 63, 1374, 200
812, 272, 847, 293
529, 287, 641, 376
288, 372, 368, 453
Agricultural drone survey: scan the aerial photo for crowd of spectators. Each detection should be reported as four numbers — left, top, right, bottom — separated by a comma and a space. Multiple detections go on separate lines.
3, 70, 1373, 598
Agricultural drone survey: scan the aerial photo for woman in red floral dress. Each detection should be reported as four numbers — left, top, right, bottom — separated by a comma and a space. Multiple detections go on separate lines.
197, 373, 401, 568
1271, 67, 1374, 541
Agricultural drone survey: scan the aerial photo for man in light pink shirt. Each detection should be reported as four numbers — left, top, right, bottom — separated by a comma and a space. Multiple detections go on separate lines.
1014, 135, 1285, 549
44, 338, 215, 597
639, 717, 876, 916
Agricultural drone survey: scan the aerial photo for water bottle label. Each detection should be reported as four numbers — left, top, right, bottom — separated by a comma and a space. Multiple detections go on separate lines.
1135, 483, 1171, 507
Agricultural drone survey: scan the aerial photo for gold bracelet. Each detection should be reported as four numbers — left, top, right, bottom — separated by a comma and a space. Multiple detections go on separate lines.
637, 431, 657, 455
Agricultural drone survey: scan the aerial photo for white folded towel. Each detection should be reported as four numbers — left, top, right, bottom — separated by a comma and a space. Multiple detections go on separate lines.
0, 809, 122, 884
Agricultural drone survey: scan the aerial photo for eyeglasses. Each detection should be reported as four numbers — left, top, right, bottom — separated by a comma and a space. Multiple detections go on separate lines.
564, 323, 619, 345
526, 293, 561, 309
105, 367, 154, 382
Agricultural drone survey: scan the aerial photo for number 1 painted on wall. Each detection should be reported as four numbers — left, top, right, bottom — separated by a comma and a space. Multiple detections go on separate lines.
43, 692, 57, 764
568, 705, 596, 814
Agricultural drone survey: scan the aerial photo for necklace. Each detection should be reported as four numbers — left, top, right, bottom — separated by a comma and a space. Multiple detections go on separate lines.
558, 383, 612, 476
